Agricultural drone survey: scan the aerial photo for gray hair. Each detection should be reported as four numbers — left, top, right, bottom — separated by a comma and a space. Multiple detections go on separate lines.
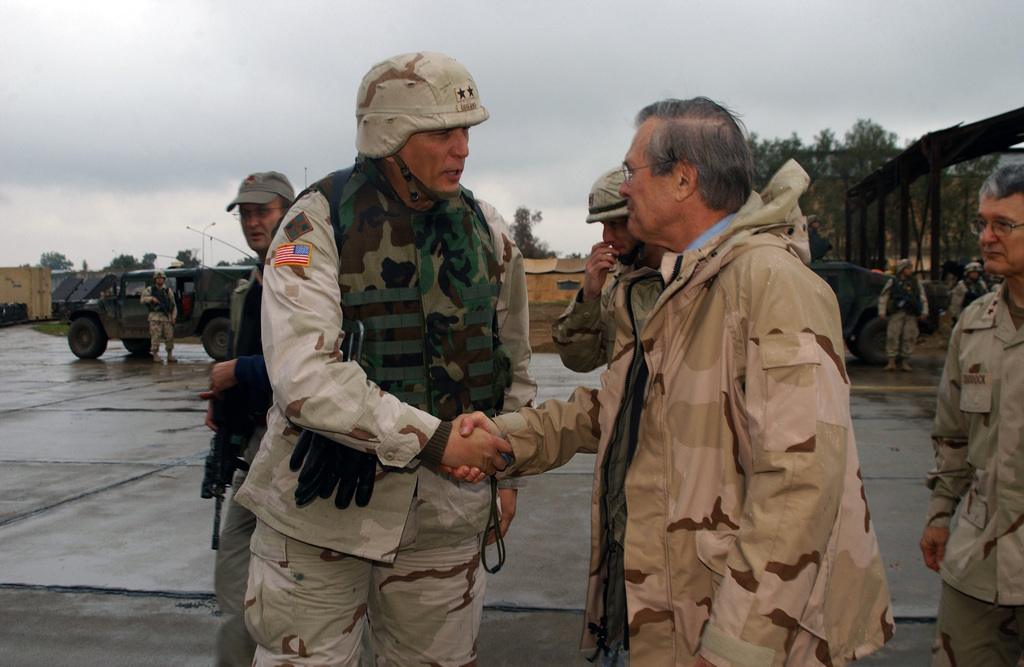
635, 97, 753, 212
979, 163, 1024, 203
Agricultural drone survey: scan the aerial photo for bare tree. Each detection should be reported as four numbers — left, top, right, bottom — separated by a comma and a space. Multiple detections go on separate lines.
510, 207, 555, 259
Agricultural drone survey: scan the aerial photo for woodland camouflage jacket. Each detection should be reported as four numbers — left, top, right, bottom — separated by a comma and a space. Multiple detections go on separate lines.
236, 164, 536, 561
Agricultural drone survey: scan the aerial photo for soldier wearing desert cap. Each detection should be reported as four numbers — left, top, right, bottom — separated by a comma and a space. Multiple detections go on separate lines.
202, 170, 294, 667
234, 52, 535, 666
551, 167, 666, 373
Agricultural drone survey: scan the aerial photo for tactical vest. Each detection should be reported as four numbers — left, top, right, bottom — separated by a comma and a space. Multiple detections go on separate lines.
313, 162, 504, 421
145, 284, 174, 315
962, 278, 989, 311
886, 276, 923, 316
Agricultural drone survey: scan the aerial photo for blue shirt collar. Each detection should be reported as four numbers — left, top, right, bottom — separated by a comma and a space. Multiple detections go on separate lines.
685, 213, 735, 252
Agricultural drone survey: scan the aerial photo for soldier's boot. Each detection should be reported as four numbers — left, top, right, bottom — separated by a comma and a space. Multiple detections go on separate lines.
152, 352, 161, 363
166, 353, 178, 363
883, 358, 897, 371
901, 359, 913, 372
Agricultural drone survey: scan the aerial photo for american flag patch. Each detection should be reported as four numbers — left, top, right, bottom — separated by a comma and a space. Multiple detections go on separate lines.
274, 243, 312, 267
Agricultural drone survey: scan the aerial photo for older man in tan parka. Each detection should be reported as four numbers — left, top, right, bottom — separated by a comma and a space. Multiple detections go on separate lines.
456, 98, 893, 666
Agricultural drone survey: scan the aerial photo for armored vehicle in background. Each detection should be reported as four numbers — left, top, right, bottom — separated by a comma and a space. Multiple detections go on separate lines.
808, 261, 948, 366
67, 267, 251, 361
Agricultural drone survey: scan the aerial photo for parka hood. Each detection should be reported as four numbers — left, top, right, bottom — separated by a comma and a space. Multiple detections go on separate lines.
660, 159, 811, 289
716, 158, 811, 263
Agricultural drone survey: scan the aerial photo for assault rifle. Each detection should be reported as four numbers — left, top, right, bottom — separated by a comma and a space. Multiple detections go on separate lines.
891, 278, 922, 316
150, 286, 173, 320
200, 386, 251, 550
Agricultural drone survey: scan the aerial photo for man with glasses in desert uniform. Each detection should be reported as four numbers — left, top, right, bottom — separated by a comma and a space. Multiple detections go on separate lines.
920, 163, 1024, 667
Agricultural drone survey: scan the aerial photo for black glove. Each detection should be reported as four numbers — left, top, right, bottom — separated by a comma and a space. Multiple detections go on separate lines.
289, 430, 377, 509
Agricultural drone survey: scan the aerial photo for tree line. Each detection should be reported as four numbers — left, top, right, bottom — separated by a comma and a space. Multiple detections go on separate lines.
37, 249, 257, 271
748, 119, 996, 268
505, 118, 997, 267
38, 120, 998, 269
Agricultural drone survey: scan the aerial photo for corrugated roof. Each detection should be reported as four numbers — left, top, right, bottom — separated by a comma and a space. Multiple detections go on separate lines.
523, 257, 587, 274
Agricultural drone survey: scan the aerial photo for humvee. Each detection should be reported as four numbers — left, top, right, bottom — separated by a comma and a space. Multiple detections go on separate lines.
67, 266, 252, 361
809, 261, 948, 366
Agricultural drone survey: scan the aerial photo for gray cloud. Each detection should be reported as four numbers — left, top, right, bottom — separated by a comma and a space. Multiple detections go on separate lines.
2, 0, 1022, 267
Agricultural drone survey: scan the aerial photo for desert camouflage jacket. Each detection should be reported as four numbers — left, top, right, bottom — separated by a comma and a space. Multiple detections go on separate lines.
235, 166, 536, 561
496, 161, 892, 666
926, 287, 1024, 604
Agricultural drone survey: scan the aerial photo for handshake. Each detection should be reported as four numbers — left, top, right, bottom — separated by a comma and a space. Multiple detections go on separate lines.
439, 411, 511, 482
288, 411, 513, 512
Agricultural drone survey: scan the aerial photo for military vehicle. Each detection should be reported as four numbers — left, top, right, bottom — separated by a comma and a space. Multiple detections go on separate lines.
809, 261, 948, 366
67, 266, 251, 361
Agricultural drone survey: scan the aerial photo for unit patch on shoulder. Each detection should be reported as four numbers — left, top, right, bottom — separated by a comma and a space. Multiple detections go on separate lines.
274, 243, 312, 267
284, 212, 314, 241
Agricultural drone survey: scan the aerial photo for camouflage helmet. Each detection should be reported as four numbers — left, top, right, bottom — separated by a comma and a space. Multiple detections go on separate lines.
355, 52, 489, 158
895, 258, 913, 274
154, 269, 166, 279
586, 168, 628, 223
964, 261, 983, 274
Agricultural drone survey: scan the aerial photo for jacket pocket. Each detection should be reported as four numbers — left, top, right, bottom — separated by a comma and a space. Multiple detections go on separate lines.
959, 468, 990, 530
756, 332, 821, 452
695, 529, 736, 578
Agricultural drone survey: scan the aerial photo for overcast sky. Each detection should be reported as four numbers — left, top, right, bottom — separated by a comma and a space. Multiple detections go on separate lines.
2, 0, 1022, 270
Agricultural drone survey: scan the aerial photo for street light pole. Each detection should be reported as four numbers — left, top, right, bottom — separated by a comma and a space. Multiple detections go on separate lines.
202, 222, 216, 267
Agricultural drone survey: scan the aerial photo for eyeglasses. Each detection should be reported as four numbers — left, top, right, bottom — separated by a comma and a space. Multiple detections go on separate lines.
233, 206, 282, 222
621, 161, 673, 186
968, 217, 1024, 238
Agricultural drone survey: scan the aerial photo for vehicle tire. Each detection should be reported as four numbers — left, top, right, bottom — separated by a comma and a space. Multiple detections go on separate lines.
202, 316, 231, 361
122, 338, 152, 356
852, 316, 888, 366
68, 317, 108, 359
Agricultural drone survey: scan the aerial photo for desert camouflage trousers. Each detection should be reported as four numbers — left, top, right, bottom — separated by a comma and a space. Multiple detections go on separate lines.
931, 581, 1024, 666
148, 317, 173, 353
246, 509, 485, 666
885, 310, 919, 359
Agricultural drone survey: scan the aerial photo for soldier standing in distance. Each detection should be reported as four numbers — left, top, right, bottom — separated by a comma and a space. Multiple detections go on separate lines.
140, 269, 177, 363
806, 214, 832, 261
949, 260, 990, 323
200, 171, 294, 667
234, 52, 535, 665
878, 257, 928, 371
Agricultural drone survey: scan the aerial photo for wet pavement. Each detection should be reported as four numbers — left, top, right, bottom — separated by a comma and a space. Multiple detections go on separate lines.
0, 323, 950, 665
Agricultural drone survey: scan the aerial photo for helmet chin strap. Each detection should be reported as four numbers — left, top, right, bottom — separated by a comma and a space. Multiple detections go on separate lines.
391, 154, 459, 204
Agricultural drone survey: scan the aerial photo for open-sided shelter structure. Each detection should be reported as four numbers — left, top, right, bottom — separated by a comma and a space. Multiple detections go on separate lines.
845, 106, 1024, 277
